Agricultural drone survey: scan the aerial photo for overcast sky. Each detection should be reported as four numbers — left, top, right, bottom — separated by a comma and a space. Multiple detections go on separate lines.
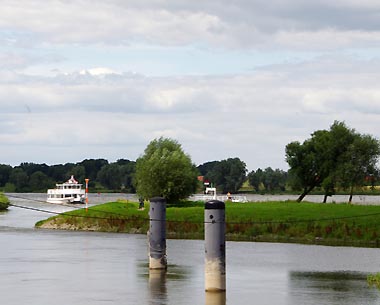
1, 0, 380, 171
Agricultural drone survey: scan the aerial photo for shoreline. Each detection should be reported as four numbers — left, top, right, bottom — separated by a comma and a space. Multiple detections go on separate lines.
36, 199, 380, 248
38, 220, 380, 248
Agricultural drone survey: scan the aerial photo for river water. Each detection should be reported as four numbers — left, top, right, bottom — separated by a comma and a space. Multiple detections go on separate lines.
1, 193, 380, 305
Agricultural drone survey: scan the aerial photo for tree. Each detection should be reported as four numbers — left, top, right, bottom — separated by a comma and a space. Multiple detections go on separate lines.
19, 162, 49, 176
134, 137, 198, 203
29, 171, 54, 192
97, 160, 136, 192
206, 158, 247, 193
336, 133, 380, 203
48, 164, 68, 182
248, 168, 264, 191
9, 168, 29, 192
118, 160, 136, 193
79, 159, 109, 181
197, 161, 219, 176
286, 121, 380, 202
0, 164, 12, 187
66, 165, 86, 183
248, 167, 287, 192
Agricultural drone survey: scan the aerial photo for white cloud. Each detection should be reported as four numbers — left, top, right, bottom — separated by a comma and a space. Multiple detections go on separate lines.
1, 55, 380, 169
79, 67, 122, 76
1, 0, 380, 50
1, 1, 380, 170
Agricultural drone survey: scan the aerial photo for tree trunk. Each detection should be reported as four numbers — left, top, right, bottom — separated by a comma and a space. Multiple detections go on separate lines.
348, 185, 354, 204
297, 192, 307, 202
323, 194, 328, 203
297, 185, 315, 202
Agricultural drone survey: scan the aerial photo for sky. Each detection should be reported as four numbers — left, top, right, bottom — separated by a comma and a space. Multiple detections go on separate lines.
1, 0, 380, 171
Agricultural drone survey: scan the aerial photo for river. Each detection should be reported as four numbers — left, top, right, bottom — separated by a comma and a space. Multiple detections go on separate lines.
1, 193, 380, 305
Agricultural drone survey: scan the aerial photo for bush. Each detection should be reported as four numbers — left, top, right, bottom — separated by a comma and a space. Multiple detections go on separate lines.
0, 193, 10, 210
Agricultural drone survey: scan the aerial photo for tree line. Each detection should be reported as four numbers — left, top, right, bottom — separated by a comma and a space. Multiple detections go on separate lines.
0, 159, 136, 193
0, 155, 285, 195
1, 121, 379, 203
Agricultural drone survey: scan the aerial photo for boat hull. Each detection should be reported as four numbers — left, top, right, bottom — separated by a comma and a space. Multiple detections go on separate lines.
46, 197, 85, 204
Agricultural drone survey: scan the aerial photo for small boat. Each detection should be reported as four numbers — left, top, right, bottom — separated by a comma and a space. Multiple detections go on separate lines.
190, 187, 248, 203
47, 175, 85, 204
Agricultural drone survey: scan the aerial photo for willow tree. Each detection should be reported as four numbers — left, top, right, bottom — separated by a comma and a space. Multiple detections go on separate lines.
286, 121, 380, 202
134, 137, 198, 203
336, 134, 380, 203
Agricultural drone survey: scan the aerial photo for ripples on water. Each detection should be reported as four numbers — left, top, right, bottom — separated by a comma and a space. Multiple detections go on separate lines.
1, 194, 380, 305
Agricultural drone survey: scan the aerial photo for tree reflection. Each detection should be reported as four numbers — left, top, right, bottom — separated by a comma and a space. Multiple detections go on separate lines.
289, 271, 380, 304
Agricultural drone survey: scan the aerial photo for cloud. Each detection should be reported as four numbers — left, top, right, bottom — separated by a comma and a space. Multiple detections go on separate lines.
1, 54, 380, 169
1, 1, 380, 50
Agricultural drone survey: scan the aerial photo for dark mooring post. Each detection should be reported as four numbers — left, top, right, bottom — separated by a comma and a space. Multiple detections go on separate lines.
149, 197, 167, 270
205, 200, 226, 292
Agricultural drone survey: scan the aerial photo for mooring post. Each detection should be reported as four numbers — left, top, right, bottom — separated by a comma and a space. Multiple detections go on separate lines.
149, 197, 167, 270
205, 200, 226, 292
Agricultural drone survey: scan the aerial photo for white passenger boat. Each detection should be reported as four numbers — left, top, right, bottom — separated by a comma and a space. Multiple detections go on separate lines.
47, 175, 86, 204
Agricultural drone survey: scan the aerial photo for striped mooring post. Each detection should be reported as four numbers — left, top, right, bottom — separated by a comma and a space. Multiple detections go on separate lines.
149, 197, 167, 270
204, 200, 226, 292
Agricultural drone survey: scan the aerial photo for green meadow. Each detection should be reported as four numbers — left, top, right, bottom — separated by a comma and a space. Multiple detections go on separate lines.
36, 200, 380, 247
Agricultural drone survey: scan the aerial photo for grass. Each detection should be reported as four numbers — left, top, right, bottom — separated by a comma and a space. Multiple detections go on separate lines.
368, 273, 380, 289
35, 199, 380, 247
0, 193, 9, 211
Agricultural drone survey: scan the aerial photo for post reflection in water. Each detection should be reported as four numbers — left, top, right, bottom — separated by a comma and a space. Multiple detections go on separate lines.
148, 269, 167, 305
205, 291, 226, 305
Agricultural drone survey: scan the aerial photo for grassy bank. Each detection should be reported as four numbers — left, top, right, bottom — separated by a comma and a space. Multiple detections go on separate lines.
0, 193, 9, 211
36, 200, 380, 247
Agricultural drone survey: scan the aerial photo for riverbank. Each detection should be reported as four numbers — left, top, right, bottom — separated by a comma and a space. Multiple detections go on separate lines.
0, 193, 9, 210
36, 200, 380, 247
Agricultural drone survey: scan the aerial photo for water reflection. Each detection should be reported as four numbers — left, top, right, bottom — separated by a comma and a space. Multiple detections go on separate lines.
138, 263, 192, 305
205, 292, 226, 305
149, 269, 167, 305
289, 271, 379, 304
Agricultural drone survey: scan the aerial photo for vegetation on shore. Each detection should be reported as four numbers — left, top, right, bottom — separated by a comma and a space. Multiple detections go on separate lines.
36, 200, 380, 247
368, 273, 380, 289
0, 193, 9, 210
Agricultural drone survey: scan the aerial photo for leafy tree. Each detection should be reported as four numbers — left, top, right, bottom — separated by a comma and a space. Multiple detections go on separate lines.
66, 165, 86, 183
119, 160, 136, 192
97, 163, 121, 190
19, 162, 49, 176
79, 159, 108, 181
286, 125, 345, 202
48, 164, 68, 182
97, 160, 136, 192
134, 137, 198, 203
263, 168, 288, 192
248, 168, 264, 191
248, 167, 287, 192
0, 164, 12, 187
29, 171, 54, 192
336, 133, 380, 203
197, 161, 219, 176
286, 121, 380, 202
206, 158, 247, 193
9, 168, 29, 192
